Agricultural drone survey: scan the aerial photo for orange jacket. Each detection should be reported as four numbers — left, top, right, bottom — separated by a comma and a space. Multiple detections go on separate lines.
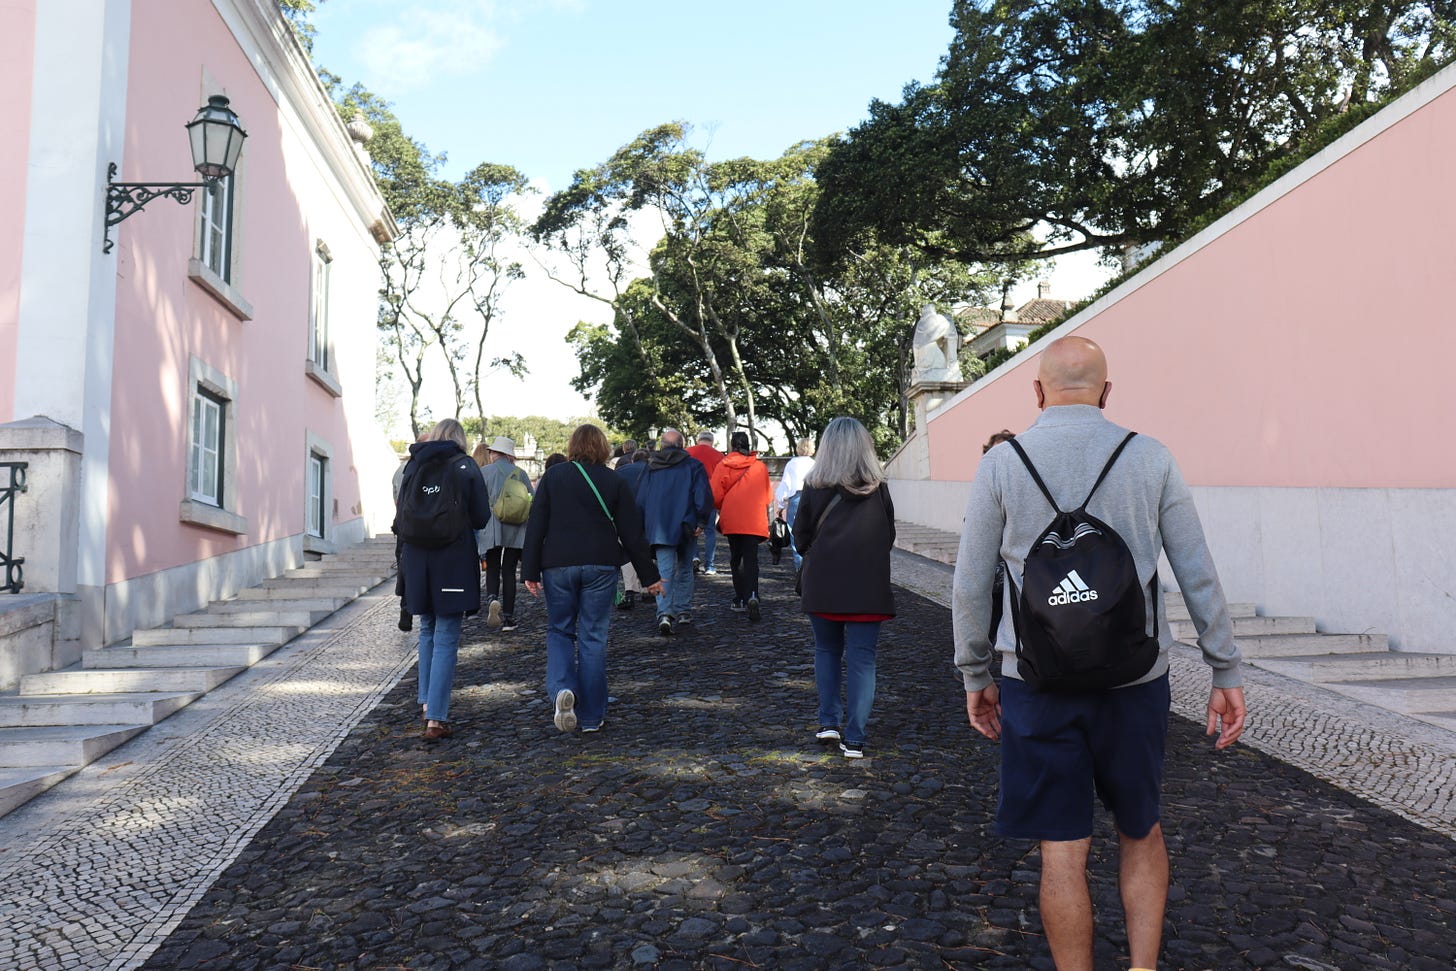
710, 451, 773, 538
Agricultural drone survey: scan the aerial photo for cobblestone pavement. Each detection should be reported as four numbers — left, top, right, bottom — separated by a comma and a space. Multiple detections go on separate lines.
2, 552, 1454, 970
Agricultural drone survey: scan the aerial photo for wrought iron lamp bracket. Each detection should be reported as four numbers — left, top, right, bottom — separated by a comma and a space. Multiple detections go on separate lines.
102, 163, 217, 254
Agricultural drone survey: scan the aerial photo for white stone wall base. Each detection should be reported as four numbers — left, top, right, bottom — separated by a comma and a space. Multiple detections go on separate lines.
890, 480, 1455, 656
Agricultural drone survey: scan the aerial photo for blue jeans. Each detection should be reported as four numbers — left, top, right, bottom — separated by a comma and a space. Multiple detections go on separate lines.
543, 564, 617, 729
785, 492, 804, 570
417, 612, 463, 722
697, 509, 718, 570
811, 615, 881, 745
654, 539, 695, 621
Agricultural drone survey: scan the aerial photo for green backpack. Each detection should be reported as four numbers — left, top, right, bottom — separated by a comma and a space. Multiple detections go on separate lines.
491, 468, 533, 525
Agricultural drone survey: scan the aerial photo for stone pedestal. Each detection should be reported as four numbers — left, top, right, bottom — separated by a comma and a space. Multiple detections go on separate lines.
886, 380, 968, 480
0, 417, 84, 594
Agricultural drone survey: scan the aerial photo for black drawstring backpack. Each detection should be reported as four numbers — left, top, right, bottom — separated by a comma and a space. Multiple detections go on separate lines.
1005, 432, 1160, 693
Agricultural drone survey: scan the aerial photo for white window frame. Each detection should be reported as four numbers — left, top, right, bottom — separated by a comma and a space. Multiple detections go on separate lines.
180, 356, 247, 535
306, 453, 325, 538
309, 241, 331, 371
189, 390, 224, 505
303, 431, 336, 553
197, 175, 234, 283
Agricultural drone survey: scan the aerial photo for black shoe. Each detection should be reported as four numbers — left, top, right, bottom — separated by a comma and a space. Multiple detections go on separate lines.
676, 614, 692, 627
730, 599, 746, 611
693, 557, 702, 574
617, 597, 635, 611
398, 607, 413, 632
815, 727, 841, 743
747, 595, 761, 622
840, 740, 864, 759
501, 615, 518, 632
658, 616, 674, 636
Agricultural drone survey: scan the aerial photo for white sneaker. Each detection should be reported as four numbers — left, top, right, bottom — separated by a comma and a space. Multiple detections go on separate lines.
815, 727, 841, 742
554, 689, 577, 732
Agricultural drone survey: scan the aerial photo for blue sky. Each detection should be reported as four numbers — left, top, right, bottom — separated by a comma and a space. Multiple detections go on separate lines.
310, 0, 958, 189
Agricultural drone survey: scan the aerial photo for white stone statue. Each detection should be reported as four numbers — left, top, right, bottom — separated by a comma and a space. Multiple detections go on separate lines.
911, 304, 962, 383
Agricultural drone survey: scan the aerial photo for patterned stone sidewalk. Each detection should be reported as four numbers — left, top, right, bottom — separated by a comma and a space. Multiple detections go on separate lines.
0, 554, 1451, 970
0, 587, 412, 971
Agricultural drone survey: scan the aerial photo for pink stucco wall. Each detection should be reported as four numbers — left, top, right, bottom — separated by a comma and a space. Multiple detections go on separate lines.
929, 81, 1456, 490
106, 1, 368, 584
0, 0, 37, 423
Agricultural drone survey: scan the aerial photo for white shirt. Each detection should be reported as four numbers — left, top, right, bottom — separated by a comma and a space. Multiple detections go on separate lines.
775, 456, 816, 505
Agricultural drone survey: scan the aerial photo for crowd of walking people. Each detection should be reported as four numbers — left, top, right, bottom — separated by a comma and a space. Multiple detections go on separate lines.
388, 335, 1253, 969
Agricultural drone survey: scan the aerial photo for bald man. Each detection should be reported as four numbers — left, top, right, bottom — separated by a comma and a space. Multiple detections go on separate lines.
952, 336, 1246, 971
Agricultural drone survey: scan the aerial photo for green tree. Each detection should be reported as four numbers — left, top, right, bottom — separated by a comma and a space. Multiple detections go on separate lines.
277, 0, 326, 52
813, 0, 1456, 268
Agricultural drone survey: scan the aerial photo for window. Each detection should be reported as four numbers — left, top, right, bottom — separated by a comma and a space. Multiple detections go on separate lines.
309, 242, 331, 371
180, 356, 247, 535
190, 389, 225, 505
306, 453, 326, 538
197, 176, 234, 282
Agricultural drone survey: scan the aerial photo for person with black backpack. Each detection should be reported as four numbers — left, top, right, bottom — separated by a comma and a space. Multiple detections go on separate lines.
394, 418, 492, 741
952, 336, 1247, 971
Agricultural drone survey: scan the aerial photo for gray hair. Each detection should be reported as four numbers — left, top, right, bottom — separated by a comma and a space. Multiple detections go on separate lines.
803, 417, 883, 495
425, 418, 467, 451
795, 437, 815, 457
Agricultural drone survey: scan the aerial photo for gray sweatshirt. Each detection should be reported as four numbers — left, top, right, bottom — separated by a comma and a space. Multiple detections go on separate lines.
952, 405, 1242, 692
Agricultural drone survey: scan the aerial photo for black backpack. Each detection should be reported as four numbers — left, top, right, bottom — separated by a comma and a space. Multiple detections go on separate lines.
1005, 432, 1159, 693
393, 450, 472, 548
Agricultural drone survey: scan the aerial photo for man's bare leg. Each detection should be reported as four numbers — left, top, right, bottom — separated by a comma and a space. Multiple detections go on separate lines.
1040, 837, 1094, 971
1118, 822, 1168, 969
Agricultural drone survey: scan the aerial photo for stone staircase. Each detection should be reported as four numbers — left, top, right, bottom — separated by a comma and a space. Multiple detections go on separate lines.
896, 520, 1456, 732
0, 536, 397, 817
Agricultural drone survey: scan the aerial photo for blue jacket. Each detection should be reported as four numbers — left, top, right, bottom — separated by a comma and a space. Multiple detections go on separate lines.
635, 446, 711, 548
616, 457, 649, 495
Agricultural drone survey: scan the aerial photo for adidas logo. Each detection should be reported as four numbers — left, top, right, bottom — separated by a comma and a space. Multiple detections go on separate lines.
1047, 569, 1099, 606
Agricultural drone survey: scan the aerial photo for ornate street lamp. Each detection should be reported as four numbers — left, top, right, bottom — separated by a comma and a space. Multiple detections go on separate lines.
102, 95, 248, 254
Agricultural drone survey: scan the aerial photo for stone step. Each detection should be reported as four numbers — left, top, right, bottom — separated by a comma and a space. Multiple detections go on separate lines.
1165, 602, 1258, 621
175, 609, 330, 628
1222, 632, 1389, 658
1413, 710, 1456, 731
254, 576, 374, 593
283, 567, 389, 580
1252, 651, 1454, 682
1320, 676, 1456, 714
209, 597, 346, 615
0, 724, 146, 768
0, 692, 201, 727
82, 643, 281, 669
131, 625, 302, 647
0, 766, 80, 817
20, 666, 246, 696
235, 583, 371, 600
1171, 616, 1315, 640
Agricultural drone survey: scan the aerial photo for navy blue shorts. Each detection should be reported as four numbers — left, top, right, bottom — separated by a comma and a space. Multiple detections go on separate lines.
996, 673, 1171, 841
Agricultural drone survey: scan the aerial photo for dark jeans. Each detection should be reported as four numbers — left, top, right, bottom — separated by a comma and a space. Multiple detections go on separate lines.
727, 533, 761, 603
484, 546, 520, 616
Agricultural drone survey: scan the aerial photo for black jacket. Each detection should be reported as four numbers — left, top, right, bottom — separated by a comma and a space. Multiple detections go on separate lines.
396, 440, 492, 616
521, 460, 661, 585
793, 483, 896, 616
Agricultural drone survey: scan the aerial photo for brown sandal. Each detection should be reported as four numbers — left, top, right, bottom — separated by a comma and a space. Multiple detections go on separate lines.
423, 722, 453, 740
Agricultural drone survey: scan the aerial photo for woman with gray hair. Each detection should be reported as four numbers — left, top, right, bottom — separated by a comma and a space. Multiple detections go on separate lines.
792, 417, 896, 759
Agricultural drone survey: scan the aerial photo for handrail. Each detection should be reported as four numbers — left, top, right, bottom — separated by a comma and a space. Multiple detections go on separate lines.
1, 462, 26, 593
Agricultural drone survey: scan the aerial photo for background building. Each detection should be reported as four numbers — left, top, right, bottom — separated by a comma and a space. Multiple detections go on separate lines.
0, 0, 398, 687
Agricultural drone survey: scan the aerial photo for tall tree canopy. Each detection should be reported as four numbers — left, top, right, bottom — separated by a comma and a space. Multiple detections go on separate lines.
813, 0, 1456, 267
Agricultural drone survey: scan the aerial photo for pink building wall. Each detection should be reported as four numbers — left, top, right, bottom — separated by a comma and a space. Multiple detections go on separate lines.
913, 66, 1456, 653
928, 84, 1456, 488
106, 0, 379, 589
0, 0, 38, 422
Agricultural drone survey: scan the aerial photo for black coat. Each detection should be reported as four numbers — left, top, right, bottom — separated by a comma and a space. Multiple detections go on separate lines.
793, 483, 896, 616
396, 441, 492, 617
521, 460, 661, 586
